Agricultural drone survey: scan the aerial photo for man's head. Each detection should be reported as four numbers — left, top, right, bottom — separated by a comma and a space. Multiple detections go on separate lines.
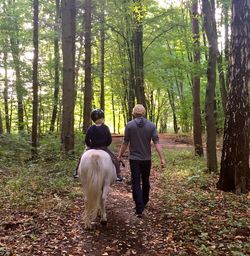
91, 109, 104, 123
132, 104, 146, 118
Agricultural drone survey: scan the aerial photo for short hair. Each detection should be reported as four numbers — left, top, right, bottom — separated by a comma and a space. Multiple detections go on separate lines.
132, 104, 146, 117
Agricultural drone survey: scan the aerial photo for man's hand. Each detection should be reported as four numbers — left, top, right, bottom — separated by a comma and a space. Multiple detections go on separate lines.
160, 158, 166, 169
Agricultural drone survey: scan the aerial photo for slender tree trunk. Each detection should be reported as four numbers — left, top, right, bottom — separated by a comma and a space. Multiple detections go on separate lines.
223, 1, 230, 90
100, 0, 105, 111
217, 0, 250, 193
9, 94, 13, 131
10, 38, 24, 132
202, 0, 218, 172
112, 92, 115, 134
167, 88, 178, 134
50, 0, 60, 133
0, 110, 3, 135
83, 0, 92, 133
217, 52, 227, 114
127, 44, 135, 121
191, 1, 203, 156
61, 0, 76, 152
32, 0, 39, 157
6, 0, 24, 132
3, 47, 10, 133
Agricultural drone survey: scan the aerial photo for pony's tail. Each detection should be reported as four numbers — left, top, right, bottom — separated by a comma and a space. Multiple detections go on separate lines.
83, 153, 103, 222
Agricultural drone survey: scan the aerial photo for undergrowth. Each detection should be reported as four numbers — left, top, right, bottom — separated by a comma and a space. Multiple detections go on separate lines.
155, 150, 250, 256
0, 133, 85, 209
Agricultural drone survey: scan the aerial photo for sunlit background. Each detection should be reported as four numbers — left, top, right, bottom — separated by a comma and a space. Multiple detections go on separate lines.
157, 0, 181, 7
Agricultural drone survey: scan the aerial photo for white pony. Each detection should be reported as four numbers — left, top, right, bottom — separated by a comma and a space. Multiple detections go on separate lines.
78, 149, 117, 229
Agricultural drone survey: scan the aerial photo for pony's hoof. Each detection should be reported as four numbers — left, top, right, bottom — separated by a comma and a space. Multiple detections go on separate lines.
100, 220, 107, 225
85, 226, 92, 230
84, 223, 93, 230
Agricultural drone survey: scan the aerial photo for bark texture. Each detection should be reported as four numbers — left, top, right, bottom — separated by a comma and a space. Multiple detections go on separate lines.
31, 0, 39, 157
83, 0, 92, 133
50, 0, 60, 133
191, 0, 203, 156
61, 0, 76, 152
133, 0, 147, 110
217, 0, 250, 193
202, 0, 218, 171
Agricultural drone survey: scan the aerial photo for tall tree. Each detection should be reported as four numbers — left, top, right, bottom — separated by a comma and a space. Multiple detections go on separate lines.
61, 0, 76, 152
100, 0, 105, 111
191, 0, 203, 156
3, 43, 10, 133
133, 0, 147, 109
217, 51, 227, 115
217, 0, 228, 116
222, 0, 230, 90
8, 0, 25, 132
0, 110, 3, 135
202, 0, 218, 172
167, 88, 178, 134
31, 0, 39, 157
50, 0, 61, 133
217, 0, 250, 193
83, 0, 92, 132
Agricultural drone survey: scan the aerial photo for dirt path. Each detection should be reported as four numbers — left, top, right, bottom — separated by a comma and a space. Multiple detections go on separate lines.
0, 134, 194, 256
1, 161, 171, 256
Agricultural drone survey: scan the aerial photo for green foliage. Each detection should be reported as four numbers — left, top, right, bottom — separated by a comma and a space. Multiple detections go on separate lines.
0, 133, 85, 209
0, 0, 227, 134
0, 133, 31, 166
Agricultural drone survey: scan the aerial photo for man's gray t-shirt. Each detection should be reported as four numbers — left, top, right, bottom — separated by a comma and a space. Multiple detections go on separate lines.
123, 117, 159, 160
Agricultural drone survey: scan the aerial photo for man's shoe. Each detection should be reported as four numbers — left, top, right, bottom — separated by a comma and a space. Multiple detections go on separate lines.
73, 170, 79, 179
136, 213, 143, 218
116, 176, 123, 182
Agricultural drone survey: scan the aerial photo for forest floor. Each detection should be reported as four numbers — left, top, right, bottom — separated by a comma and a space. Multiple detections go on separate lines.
0, 134, 249, 256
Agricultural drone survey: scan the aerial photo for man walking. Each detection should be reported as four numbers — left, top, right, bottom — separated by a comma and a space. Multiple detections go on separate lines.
118, 104, 165, 217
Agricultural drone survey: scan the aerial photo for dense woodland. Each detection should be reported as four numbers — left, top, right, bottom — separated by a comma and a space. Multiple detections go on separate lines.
0, 0, 249, 191
0, 1, 250, 255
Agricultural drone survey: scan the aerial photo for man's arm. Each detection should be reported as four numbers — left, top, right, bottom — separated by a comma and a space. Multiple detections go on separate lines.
154, 143, 165, 168
117, 142, 128, 161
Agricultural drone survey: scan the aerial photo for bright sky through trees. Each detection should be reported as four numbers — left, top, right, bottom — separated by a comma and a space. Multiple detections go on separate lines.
157, 0, 181, 7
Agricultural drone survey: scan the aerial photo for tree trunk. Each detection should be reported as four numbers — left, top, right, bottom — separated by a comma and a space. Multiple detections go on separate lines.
50, 0, 60, 133
217, 51, 227, 115
127, 43, 135, 121
202, 0, 218, 172
167, 88, 178, 134
61, 0, 76, 152
191, 1, 203, 156
10, 38, 24, 132
133, 0, 147, 110
112, 92, 115, 133
3, 47, 10, 133
31, 0, 39, 157
217, 0, 250, 193
0, 110, 3, 135
83, 0, 92, 133
6, 0, 24, 132
100, 0, 105, 111
223, 1, 230, 90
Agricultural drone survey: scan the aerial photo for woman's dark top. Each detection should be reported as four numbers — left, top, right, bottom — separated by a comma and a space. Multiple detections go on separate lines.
85, 123, 112, 148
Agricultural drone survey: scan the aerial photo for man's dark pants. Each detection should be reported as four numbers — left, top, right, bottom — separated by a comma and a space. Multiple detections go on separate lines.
129, 160, 151, 214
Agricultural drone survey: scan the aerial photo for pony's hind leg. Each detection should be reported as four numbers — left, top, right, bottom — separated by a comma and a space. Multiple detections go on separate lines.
83, 212, 92, 229
100, 185, 109, 225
